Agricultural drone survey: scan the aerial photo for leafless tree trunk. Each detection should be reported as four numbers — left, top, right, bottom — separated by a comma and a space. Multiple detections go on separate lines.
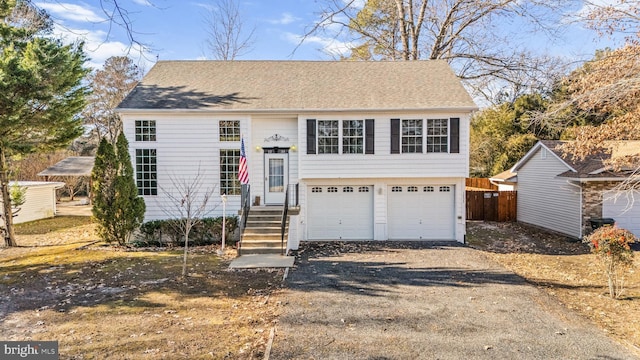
203, 0, 255, 60
159, 168, 218, 277
0, 146, 17, 247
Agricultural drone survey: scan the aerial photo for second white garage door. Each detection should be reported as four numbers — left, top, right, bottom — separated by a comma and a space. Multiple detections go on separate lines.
307, 185, 374, 240
388, 185, 455, 240
603, 190, 640, 237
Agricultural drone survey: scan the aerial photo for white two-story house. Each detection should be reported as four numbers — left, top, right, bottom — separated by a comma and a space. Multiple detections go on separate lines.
117, 60, 477, 248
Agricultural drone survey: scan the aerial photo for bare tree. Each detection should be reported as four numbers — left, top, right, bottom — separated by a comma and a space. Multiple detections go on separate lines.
577, 0, 640, 41
83, 56, 142, 143
159, 169, 218, 277
303, 0, 571, 103
203, 0, 255, 60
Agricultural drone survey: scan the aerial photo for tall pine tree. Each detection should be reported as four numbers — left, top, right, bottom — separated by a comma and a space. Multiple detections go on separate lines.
92, 134, 145, 245
0, 1, 88, 246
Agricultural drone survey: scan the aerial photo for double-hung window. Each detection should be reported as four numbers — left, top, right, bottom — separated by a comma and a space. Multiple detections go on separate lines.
307, 119, 374, 154
317, 120, 339, 154
425, 119, 448, 153
401, 119, 423, 153
342, 120, 364, 154
391, 118, 459, 154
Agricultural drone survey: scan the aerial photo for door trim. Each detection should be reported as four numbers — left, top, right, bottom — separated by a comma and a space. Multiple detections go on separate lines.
263, 148, 289, 205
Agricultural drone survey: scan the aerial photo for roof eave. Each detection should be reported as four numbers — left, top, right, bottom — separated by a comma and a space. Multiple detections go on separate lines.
512, 141, 576, 173
116, 106, 479, 114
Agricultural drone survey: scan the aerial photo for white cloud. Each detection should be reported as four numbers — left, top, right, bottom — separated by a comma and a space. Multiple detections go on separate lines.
51, 24, 153, 70
35, 2, 105, 23
268, 12, 299, 25
284, 32, 352, 58
132, 0, 154, 6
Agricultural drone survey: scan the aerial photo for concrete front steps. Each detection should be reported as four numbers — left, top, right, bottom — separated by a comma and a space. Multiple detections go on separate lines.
239, 207, 288, 255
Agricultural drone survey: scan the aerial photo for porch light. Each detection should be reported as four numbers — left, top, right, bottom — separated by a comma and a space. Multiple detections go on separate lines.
255, 145, 262, 152
290, 145, 297, 152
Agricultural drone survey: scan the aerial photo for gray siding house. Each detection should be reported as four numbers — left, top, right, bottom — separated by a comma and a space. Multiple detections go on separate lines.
514, 140, 640, 238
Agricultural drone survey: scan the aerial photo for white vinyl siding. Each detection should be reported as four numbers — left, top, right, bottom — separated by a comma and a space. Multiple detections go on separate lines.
123, 114, 249, 221
517, 147, 582, 238
0, 183, 61, 225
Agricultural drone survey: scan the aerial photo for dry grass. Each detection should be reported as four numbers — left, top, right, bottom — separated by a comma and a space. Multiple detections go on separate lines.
0, 217, 284, 359
467, 221, 640, 353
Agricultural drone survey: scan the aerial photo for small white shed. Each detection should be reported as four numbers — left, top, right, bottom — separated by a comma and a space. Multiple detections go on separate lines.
0, 181, 65, 225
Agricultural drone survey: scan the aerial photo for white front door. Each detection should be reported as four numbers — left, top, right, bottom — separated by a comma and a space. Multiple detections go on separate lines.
264, 153, 288, 205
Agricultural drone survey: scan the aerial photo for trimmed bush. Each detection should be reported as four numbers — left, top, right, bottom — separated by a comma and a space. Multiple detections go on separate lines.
135, 216, 238, 247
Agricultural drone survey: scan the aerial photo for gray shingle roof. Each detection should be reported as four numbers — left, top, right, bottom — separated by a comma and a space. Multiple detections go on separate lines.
37, 157, 95, 177
118, 60, 477, 111
539, 140, 639, 179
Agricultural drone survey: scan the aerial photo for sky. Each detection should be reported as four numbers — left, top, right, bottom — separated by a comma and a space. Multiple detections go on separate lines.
33, 0, 625, 72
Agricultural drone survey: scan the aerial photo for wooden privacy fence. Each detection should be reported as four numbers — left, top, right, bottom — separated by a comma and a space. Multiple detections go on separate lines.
465, 178, 497, 190
466, 190, 517, 222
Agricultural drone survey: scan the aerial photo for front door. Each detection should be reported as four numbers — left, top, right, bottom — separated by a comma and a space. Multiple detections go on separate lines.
264, 152, 288, 205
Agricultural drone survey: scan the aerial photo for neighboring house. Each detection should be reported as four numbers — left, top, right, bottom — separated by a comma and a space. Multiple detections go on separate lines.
489, 169, 517, 191
513, 140, 640, 239
117, 60, 477, 248
0, 181, 65, 225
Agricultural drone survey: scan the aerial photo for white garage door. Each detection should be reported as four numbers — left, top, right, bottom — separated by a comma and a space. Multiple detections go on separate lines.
603, 190, 640, 237
307, 185, 374, 240
388, 185, 455, 240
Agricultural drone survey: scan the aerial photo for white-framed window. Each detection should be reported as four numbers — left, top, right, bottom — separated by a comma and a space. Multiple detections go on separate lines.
318, 120, 339, 154
342, 120, 364, 154
220, 149, 241, 195
426, 119, 448, 153
358, 186, 370, 192
402, 119, 423, 153
343, 186, 354, 192
424, 186, 434, 192
135, 120, 156, 141
219, 120, 241, 141
391, 186, 402, 192
328, 186, 338, 193
312, 187, 322, 193
439, 186, 451, 192
135, 149, 157, 195
399, 118, 450, 153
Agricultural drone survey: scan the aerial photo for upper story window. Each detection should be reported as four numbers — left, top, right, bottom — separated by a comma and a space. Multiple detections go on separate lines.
135, 120, 156, 141
342, 120, 364, 154
426, 119, 448, 153
318, 120, 339, 154
402, 119, 423, 153
391, 118, 459, 154
306, 119, 375, 155
135, 149, 157, 195
219, 120, 240, 141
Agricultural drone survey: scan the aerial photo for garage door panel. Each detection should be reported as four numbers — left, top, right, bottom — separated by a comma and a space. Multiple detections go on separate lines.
388, 185, 454, 240
307, 185, 373, 240
603, 190, 640, 237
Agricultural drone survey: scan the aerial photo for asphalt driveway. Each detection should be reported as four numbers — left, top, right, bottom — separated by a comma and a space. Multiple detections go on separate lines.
270, 241, 638, 360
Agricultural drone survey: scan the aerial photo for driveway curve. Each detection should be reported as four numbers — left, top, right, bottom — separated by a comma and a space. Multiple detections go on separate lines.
270, 241, 638, 360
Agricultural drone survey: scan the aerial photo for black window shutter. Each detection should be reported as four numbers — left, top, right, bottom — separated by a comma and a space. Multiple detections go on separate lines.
450, 117, 460, 154
307, 119, 316, 154
390, 118, 400, 154
365, 119, 375, 154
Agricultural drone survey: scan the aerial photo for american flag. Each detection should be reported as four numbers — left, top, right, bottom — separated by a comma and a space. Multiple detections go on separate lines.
238, 137, 249, 185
